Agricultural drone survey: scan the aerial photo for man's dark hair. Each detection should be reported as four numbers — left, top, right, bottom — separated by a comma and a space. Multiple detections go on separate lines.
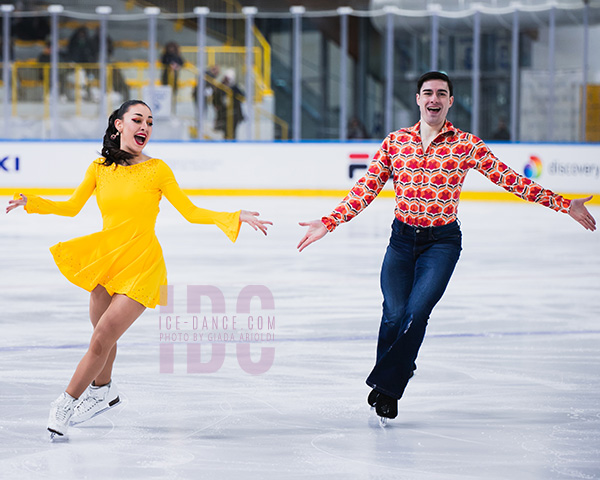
417, 71, 453, 97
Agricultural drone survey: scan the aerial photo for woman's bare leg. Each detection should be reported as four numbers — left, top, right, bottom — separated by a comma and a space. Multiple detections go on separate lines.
89, 285, 115, 386
66, 294, 146, 399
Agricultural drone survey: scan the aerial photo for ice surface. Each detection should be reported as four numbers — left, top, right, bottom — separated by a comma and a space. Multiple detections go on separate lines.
1, 194, 599, 479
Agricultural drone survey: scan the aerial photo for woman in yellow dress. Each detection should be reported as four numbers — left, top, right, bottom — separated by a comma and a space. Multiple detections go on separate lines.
6, 100, 272, 439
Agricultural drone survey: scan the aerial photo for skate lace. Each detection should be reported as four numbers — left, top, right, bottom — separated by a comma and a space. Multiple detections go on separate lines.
55, 398, 73, 422
76, 388, 107, 414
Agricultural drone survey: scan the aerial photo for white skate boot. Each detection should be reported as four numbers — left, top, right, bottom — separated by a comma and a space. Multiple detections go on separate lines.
70, 381, 121, 425
48, 392, 76, 439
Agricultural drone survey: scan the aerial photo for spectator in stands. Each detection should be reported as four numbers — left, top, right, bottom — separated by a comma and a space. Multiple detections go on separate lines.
37, 40, 51, 81
372, 112, 384, 138
206, 64, 220, 85
213, 69, 244, 140
193, 64, 220, 109
161, 41, 184, 111
12, 1, 50, 42
91, 26, 115, 62
89, 27, 128, 102
348, 117, 369, 139
492, 118, 511, 141
65, 26, 96, 101
37, 40, 69, 98
67, 26, 95, 63
192, 64, 220, 137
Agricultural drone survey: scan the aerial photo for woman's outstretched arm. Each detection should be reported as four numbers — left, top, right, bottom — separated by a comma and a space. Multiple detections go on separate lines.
6, 163, 96, 217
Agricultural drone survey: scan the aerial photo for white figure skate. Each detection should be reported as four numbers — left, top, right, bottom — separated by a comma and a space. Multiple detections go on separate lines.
48, 392, 76, 440
70, 381, 121, 425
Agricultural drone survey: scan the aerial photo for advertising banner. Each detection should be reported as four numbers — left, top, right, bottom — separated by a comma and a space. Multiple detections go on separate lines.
1, 141, 599, 197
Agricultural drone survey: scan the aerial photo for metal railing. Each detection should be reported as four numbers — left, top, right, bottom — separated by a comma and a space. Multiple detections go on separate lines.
131, 0, 237, 41
11, 58, 287, 140
2, 2, 600, 142
133, 0, 272, 95
181, 45, 268, 102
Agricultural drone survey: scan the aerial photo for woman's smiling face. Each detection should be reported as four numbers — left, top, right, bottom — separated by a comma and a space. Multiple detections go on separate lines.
115, 103, 153, 157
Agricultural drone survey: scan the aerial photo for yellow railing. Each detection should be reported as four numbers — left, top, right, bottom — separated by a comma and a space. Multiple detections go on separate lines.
12, 60, 142, 116
254, 28, 272, 95
255, 106, 288, 141
181, 45, 269, 102
187, 63, 286, 140
10, 60, 287, 140
221, 0, 273, 94
130, 0, 272, 94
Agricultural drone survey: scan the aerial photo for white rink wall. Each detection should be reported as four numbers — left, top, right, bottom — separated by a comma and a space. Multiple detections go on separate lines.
0, 141, 599, 196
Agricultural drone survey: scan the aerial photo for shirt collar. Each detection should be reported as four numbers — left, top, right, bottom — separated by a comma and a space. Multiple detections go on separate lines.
402, 119, 456, 139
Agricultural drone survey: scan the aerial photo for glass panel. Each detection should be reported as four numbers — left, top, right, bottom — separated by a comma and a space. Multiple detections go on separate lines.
1, 3, 598, 142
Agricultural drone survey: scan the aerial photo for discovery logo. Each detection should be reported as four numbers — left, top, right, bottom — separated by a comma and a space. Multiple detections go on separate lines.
548, 160, 600, 178
523, 155, 542, 179
524, 153, 600, 180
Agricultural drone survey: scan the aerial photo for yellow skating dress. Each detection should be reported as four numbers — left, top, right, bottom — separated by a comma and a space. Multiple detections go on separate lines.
18, 158, 241, 308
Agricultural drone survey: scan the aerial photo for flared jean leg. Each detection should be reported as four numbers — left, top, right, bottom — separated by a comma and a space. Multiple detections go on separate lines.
367, 219, 462, 400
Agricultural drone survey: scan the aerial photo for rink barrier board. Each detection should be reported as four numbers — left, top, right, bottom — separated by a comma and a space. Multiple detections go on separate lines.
0, 141, 599, 199
2, 188, 599, 204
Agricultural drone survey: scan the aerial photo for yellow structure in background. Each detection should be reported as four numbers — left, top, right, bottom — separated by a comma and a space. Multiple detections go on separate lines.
11, 57, 286, 140
8, 0, 283, 140
131, 0, 272, 96
585, 85, 600, 142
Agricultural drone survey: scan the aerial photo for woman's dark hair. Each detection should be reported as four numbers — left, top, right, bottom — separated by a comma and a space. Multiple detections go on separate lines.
417, 71, 453, 97
101, 100, 151, 167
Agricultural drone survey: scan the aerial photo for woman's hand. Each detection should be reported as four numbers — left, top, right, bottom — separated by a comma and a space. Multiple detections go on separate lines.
240, 210, 272, 236
568, 195, 596, 231
297, 220, 328, 252
6, 193, 27, 214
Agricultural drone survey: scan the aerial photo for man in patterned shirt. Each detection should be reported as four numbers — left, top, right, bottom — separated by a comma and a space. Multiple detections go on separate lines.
297, 71, 596, 424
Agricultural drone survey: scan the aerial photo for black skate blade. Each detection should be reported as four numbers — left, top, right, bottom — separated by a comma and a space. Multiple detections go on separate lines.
48, 428, 67, 441
108, 396, 120, 407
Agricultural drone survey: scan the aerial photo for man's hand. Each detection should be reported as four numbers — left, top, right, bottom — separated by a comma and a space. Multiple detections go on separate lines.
568, 195, 596, 231
297, 220, 328, 252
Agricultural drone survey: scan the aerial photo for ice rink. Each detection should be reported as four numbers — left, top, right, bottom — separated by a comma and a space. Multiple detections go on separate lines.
1, 193, 599, 480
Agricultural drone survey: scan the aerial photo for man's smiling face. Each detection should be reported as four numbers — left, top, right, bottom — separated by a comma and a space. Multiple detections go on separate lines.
416, 79, 454, 128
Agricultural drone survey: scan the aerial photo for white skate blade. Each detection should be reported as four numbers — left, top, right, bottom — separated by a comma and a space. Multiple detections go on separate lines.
70, 396, 121, 426
379, 416, 388, 428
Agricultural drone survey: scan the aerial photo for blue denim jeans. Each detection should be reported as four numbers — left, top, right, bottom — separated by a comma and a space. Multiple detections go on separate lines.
366, 218, 462, 399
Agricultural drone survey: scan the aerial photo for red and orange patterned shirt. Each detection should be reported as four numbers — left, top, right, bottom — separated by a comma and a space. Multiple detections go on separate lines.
322, 120, 571, 230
